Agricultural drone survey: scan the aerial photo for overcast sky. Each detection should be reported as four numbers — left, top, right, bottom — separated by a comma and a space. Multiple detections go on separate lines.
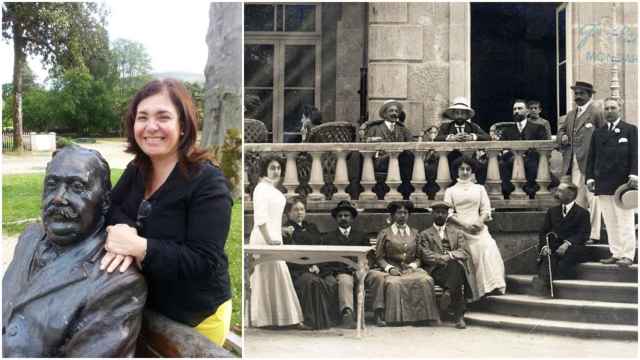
1, 1, 211, 85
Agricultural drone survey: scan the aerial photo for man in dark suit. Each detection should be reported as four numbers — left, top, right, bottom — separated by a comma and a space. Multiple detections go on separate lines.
558, 81, 604, 242
533, 182, 592, 296
2, 146, 146, 357
365, 100, 414, 199
498, 99, 548, 198
586, 97, 638, 267
418, 201, 477, 329
435, 97, 490, 183
322, 201, 370, 329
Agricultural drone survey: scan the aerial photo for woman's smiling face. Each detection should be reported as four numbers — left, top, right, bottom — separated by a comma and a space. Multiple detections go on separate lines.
133, 91, 181, 161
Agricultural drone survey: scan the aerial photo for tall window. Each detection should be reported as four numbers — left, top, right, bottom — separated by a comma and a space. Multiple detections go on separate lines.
244, 4, 321, 142
556, 4, 568, 117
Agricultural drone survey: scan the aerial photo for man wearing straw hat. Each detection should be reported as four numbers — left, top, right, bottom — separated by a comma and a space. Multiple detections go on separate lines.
586, 97, 637, 267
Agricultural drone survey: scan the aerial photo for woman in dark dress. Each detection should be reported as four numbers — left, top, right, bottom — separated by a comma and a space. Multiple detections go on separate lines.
283, 197, 339, 329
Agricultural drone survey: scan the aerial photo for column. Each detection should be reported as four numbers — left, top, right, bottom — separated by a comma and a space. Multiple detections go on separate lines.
282, 151, 300, 199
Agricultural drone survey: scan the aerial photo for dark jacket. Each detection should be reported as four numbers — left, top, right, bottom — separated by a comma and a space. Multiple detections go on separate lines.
586, 120, 638, 195
499, 121, 548, 141
418, 225, 479, 301
2, 224, 146, 357
538, 203, 591, 253
435, 121, 490, 141
109, 161, 233, 327
283, 220, 324, 278
365, 120, 414, 142
321, 227, 370, 274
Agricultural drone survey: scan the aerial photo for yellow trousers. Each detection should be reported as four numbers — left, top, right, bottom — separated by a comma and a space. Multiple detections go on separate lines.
194, 299, 232, 347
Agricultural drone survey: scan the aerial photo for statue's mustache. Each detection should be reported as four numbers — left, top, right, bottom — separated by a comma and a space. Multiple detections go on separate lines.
44, 205, 79, 220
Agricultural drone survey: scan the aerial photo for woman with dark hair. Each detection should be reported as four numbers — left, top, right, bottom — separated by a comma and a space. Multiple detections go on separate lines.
249, 155, 304, 327
444, 155, 505, 299
103, 79, 233, 345
283, 197, 339, 329
366, 201, 440, 326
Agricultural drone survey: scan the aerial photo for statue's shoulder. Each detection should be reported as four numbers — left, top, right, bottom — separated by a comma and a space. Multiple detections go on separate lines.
16, 223, 45, 248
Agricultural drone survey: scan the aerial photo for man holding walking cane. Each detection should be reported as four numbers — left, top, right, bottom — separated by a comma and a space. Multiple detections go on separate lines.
532, 182, 593, 297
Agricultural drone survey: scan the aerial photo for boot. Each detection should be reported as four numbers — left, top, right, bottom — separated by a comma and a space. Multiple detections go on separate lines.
374, 309, 386, 327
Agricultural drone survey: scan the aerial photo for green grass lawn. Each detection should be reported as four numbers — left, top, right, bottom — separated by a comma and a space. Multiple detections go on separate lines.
3, 171, 242, 330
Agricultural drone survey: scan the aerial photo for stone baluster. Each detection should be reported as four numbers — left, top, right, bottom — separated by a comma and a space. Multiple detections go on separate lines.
485, 149, 503, 199
333, 150, 350, 201
535, 149, 552, 199
282, 151, 300, 199
384, 150, 403, 201
359, 151, 377, 201
435, 150, 452, 200
244, 164, 251, 202
409, 150, 428, 204
307, 151, 325, 201
510, 150, 527, 200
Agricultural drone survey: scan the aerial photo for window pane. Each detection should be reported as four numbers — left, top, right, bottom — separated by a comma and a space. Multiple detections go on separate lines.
285, 5, 316, 32
558, 63, 566, 116
284, 45, 316, 87
558, 9, 566, 62
276, 5, 284, 32
245, 89, 274, 142
245, 4, 275, 32
283, 90, 314, 143
245, 44, 274, 87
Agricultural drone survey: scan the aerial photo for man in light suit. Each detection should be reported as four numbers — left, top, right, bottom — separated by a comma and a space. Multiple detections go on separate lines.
2, 146, 147, 357
418, 201, 477, 329
586, 97, 638, 267
558, 81, 604, 242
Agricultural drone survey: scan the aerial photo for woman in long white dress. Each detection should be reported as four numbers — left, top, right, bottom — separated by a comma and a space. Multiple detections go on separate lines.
250, 155, 304, 327
444, 155, 506, 299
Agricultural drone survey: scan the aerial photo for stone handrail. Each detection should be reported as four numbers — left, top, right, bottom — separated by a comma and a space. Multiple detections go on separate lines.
244, 140, 559, 211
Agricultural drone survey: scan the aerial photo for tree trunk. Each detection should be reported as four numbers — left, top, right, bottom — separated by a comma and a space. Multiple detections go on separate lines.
12, 23, 26, 153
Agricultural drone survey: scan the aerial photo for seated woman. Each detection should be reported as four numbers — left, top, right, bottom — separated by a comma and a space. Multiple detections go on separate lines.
444, 155, 506, 299
104, 79, 233, 346
365, 201, 440, 326
283, 197, 339, 329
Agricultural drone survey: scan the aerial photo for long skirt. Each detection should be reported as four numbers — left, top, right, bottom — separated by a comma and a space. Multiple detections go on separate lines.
250, 261, 303, 327
383, 268, 440, 324
294, 272, 339, 329
463, 227, 506, 298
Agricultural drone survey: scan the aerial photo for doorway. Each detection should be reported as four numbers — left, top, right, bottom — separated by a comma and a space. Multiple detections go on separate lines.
471, 3, 560, 133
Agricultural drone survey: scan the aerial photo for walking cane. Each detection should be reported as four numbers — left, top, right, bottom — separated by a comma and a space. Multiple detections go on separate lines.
545, 232, 555, 298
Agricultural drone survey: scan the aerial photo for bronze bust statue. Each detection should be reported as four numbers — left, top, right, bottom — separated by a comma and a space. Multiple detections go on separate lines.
2, 145, 147, 357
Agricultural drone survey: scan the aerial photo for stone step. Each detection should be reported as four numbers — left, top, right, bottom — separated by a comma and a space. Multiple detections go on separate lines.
507, 275, 638, 303
587, 244, 638, 262
465, 311, 638, 340
476, 294, 637, 325
576, 262, 638, 283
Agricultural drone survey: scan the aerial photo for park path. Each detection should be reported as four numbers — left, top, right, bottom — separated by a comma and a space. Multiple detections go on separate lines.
2, 138, 134, 174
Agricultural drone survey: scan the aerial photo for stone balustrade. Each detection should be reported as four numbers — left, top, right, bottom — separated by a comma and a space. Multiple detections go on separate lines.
244, 140, 559, 211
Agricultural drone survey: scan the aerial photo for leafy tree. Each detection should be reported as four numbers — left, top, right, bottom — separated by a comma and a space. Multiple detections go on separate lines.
2, 2, 108, 151
184, 81, 204, 129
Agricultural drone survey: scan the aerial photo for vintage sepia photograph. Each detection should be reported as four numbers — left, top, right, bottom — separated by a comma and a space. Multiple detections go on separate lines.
2, 2, 242, 357
243, 2, 638, 358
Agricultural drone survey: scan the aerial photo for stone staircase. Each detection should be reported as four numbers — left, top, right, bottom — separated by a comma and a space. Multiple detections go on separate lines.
465, 244, 638, 340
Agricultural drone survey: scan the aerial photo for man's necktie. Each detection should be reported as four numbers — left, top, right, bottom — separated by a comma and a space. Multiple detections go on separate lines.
577, 106, 583, 118
456, 126, 464, 134
562, 205, 567, 217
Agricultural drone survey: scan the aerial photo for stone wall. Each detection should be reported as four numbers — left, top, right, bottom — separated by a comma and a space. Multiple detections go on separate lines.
571, 2, 638, 124
367, 3, 470, 135
202, 3, 242, 147
335, 3, 367, 124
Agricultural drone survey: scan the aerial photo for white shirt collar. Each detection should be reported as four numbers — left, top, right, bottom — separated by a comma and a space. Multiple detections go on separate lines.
339, 226, 351, 236
391, 223, 408, 235
385, 120, 396, 131
518, 118, 527, 129
609, 118, 621, 130
578, 99, 593, 113
563, 201, 575, 214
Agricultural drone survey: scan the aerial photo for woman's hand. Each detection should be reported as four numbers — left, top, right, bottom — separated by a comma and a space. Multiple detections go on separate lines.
468, 221, 483, 234
100, 251, 135, 273
389, 267, 401, 276
104, 224, 148, 264
282, 226, 295, 238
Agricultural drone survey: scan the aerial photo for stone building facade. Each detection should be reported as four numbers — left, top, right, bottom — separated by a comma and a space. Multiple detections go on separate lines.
244, 2, 638, 142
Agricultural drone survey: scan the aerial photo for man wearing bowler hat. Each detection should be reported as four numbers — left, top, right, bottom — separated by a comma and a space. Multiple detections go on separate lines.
365, 100, 414, 199
558, 81, 604, 243
322, 201, 370, 329
418, 201, 477, 329
586, 97, 637, 267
